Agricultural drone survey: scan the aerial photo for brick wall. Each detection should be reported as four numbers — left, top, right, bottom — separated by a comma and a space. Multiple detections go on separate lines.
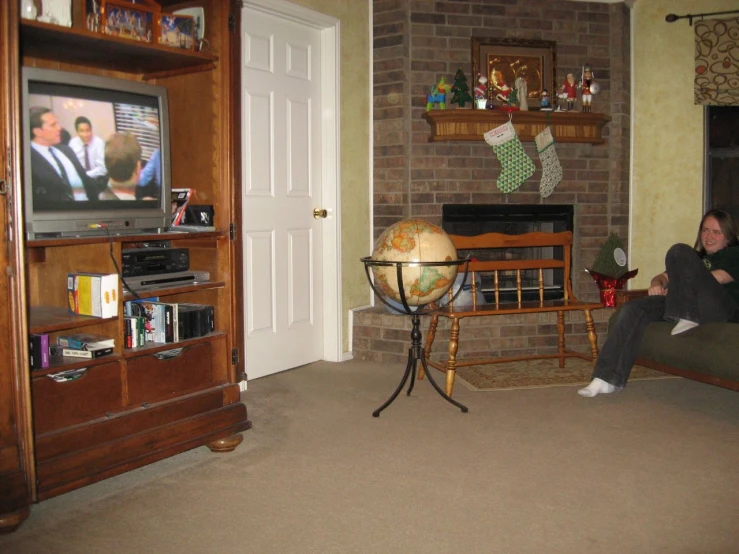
359, 0, 631, 362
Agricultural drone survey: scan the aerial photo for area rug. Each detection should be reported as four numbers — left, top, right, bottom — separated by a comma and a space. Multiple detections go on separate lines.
453, 357, 678, 392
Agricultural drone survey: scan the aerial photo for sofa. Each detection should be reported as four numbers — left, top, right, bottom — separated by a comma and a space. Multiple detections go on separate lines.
615, 290, 739, 392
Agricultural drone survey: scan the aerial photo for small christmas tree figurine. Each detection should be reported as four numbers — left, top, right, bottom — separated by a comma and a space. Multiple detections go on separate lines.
591, 232, 628, 278
450, 68, 473, 108
586, 232, 638, 307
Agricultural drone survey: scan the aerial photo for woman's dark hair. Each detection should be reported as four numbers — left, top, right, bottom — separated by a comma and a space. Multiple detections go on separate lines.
694, 209, 739, 255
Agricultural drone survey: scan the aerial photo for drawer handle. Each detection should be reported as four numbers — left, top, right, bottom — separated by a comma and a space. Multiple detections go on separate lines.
154, 347, 184, 360
47, 368, 88, 382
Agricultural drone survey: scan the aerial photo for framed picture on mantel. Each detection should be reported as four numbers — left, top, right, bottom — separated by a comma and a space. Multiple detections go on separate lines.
471, 37, 556, 110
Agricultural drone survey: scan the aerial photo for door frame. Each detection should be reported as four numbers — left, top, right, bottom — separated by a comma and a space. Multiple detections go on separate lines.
242, 0, 342, 364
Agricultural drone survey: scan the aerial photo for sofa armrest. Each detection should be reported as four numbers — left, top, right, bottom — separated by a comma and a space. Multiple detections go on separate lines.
615, 289, 648, 307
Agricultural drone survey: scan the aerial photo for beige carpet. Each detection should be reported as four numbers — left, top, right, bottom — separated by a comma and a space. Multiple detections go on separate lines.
454, 357, 677, 391
1, 359, 737, 554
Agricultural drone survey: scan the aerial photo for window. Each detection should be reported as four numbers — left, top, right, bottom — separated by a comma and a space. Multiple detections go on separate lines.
705, 106, 739, 221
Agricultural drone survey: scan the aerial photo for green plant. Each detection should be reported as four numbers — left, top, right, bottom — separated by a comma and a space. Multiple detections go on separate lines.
591, 232, 629, 278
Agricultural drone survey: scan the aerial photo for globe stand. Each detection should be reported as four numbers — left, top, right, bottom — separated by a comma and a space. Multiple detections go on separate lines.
361, 258, 470, 417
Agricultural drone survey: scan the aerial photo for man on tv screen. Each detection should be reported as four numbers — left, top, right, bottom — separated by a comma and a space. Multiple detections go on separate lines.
104, 132, 143, 200
29, 106, 107, 204
68, 116, 107, 186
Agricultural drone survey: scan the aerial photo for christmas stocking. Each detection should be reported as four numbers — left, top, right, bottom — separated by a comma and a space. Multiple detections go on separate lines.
534, 126, 563, 198
484, 121, 535, 194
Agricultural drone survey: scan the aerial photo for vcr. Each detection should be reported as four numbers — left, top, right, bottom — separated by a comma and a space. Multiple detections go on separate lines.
122, 247, 190, 277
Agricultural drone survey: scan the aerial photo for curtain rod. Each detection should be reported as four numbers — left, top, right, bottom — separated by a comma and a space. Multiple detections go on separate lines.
665, 9, 739, 26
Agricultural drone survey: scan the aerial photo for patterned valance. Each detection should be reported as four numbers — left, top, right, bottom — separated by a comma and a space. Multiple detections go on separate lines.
695, 17, 739, 105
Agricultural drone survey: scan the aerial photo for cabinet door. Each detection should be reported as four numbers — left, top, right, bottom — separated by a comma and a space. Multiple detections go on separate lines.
0, 0, 34, 532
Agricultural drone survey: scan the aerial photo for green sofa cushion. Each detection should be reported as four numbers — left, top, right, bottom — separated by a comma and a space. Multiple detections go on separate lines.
608, 315, 739, 382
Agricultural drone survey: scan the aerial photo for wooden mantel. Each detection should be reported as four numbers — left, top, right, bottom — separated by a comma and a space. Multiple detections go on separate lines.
422, 109, 612, 145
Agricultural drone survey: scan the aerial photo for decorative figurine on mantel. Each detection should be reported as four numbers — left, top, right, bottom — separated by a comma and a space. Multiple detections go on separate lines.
499, 85, 520, 113
450, 68, 473, 108
557, 73, 578, 111
426, 76, 449, 111
579, 63, 600, 113
540, 88, 552, 111
514, 76, 528, 111
474, 73, 488, 110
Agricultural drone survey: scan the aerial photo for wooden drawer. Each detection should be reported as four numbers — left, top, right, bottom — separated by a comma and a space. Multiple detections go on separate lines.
32, 362, 123, 435
126, 342, 213, 405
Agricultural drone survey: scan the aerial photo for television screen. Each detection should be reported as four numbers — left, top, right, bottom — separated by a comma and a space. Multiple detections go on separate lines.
22, 67, 172, 239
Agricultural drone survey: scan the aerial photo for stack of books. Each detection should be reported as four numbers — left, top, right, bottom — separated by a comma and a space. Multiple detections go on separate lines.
50, 333, 115, 360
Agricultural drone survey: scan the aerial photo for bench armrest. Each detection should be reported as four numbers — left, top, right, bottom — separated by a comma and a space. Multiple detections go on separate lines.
615, 289, 648, 307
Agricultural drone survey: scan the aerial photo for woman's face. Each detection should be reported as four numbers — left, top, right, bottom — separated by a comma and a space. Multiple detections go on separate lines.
701, 216, 729, 254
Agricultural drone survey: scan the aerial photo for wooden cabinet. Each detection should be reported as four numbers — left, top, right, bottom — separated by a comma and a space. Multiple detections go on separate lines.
0, 1, 250, 531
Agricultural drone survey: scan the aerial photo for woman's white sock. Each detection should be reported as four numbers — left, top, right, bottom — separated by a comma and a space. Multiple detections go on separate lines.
577, 377, 616, 397
671, 319, 699, 335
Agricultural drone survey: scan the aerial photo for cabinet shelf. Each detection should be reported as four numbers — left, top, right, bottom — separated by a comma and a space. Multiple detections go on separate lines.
122, 332, 225, 358
422, 109, 611, 145
123, 280, 226, 300
29, 307, 117, 334
31, 354, 121, 378
26, 230, 224, 249
20, 20, 217, 79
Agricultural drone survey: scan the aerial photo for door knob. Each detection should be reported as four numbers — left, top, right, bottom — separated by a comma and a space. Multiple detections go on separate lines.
313, 208, 328, 219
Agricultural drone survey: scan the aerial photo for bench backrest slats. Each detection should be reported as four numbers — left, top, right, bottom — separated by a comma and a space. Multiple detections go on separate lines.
447, 230, 576, 308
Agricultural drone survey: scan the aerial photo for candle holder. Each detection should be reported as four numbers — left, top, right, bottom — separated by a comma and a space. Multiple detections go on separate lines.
361, 257, 470, 417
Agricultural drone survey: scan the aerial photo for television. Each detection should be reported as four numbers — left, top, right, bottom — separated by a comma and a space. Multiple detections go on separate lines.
21, 67, 172, 239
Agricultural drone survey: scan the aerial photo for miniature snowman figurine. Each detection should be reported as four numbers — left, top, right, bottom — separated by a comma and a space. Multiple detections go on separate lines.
474, 73, 488, 110
540, 88, 552, 111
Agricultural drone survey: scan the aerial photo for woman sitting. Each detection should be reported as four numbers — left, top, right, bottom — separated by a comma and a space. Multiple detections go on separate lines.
579, 208, 739, 397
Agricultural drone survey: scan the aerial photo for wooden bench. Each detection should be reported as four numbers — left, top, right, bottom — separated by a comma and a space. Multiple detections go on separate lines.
421, 231, 603, 396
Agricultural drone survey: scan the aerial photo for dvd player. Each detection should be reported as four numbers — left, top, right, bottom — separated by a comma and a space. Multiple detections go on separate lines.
125, 270, 210, 290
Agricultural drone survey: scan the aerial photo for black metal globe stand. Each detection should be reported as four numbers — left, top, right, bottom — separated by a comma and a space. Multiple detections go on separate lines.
361, 257, 470, 417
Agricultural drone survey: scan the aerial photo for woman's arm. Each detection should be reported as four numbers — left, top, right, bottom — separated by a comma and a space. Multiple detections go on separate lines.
711, 269, 734, 284
649, 272, 669, 296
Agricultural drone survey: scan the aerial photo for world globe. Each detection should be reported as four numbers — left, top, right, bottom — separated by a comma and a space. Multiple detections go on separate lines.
371, 219, 458, 306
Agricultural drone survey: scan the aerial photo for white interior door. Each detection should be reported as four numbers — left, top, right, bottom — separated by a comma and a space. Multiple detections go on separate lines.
242, 4, 326, 379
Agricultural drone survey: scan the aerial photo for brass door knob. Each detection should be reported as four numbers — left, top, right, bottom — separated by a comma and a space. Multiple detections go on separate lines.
313, 208, 328, 219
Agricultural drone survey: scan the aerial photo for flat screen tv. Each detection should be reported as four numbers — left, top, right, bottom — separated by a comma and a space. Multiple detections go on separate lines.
21, 67, 172, 239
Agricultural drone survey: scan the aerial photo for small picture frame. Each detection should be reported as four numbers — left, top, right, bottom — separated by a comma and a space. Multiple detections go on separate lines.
102, 1, 154, 43
157, 13, 196, 51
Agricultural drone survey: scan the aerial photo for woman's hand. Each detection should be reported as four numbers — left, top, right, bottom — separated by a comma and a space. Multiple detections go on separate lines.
648, 272, 669, 296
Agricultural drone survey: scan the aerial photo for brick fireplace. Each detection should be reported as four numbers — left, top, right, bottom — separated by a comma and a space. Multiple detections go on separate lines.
354, 0, 631, 364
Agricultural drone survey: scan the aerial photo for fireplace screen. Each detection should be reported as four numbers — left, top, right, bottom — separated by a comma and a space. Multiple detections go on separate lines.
442, 204, 574, 302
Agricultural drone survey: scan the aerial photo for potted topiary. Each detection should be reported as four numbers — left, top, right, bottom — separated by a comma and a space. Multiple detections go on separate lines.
585, 232, 638, 307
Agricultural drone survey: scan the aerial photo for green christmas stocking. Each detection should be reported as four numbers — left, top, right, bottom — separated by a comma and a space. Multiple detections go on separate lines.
484, 121, 535, 193
534, 126, 563, 198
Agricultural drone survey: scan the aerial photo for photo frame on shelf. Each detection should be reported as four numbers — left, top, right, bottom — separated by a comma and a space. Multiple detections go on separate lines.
157, 13, 196, 51
471, 37, 556, 110
102, 1, 155, 43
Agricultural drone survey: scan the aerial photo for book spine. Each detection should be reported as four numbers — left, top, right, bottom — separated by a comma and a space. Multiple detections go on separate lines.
29, 334, 41, 370
164, 304, 174, 343
57, 337, 86, 350
40, 333, 50, 368
62, 347, 114, 359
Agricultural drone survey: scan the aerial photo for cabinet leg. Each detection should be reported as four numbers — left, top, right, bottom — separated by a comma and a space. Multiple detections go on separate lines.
206, 433, 244, 453
0, 507, 30, 534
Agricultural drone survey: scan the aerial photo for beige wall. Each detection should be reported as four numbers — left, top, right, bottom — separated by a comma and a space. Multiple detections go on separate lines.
287, 0, 371, 352
631, 0, 737, 286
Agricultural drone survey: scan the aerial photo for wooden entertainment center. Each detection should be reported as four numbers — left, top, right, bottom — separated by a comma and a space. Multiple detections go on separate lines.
0, 1, 250, 532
